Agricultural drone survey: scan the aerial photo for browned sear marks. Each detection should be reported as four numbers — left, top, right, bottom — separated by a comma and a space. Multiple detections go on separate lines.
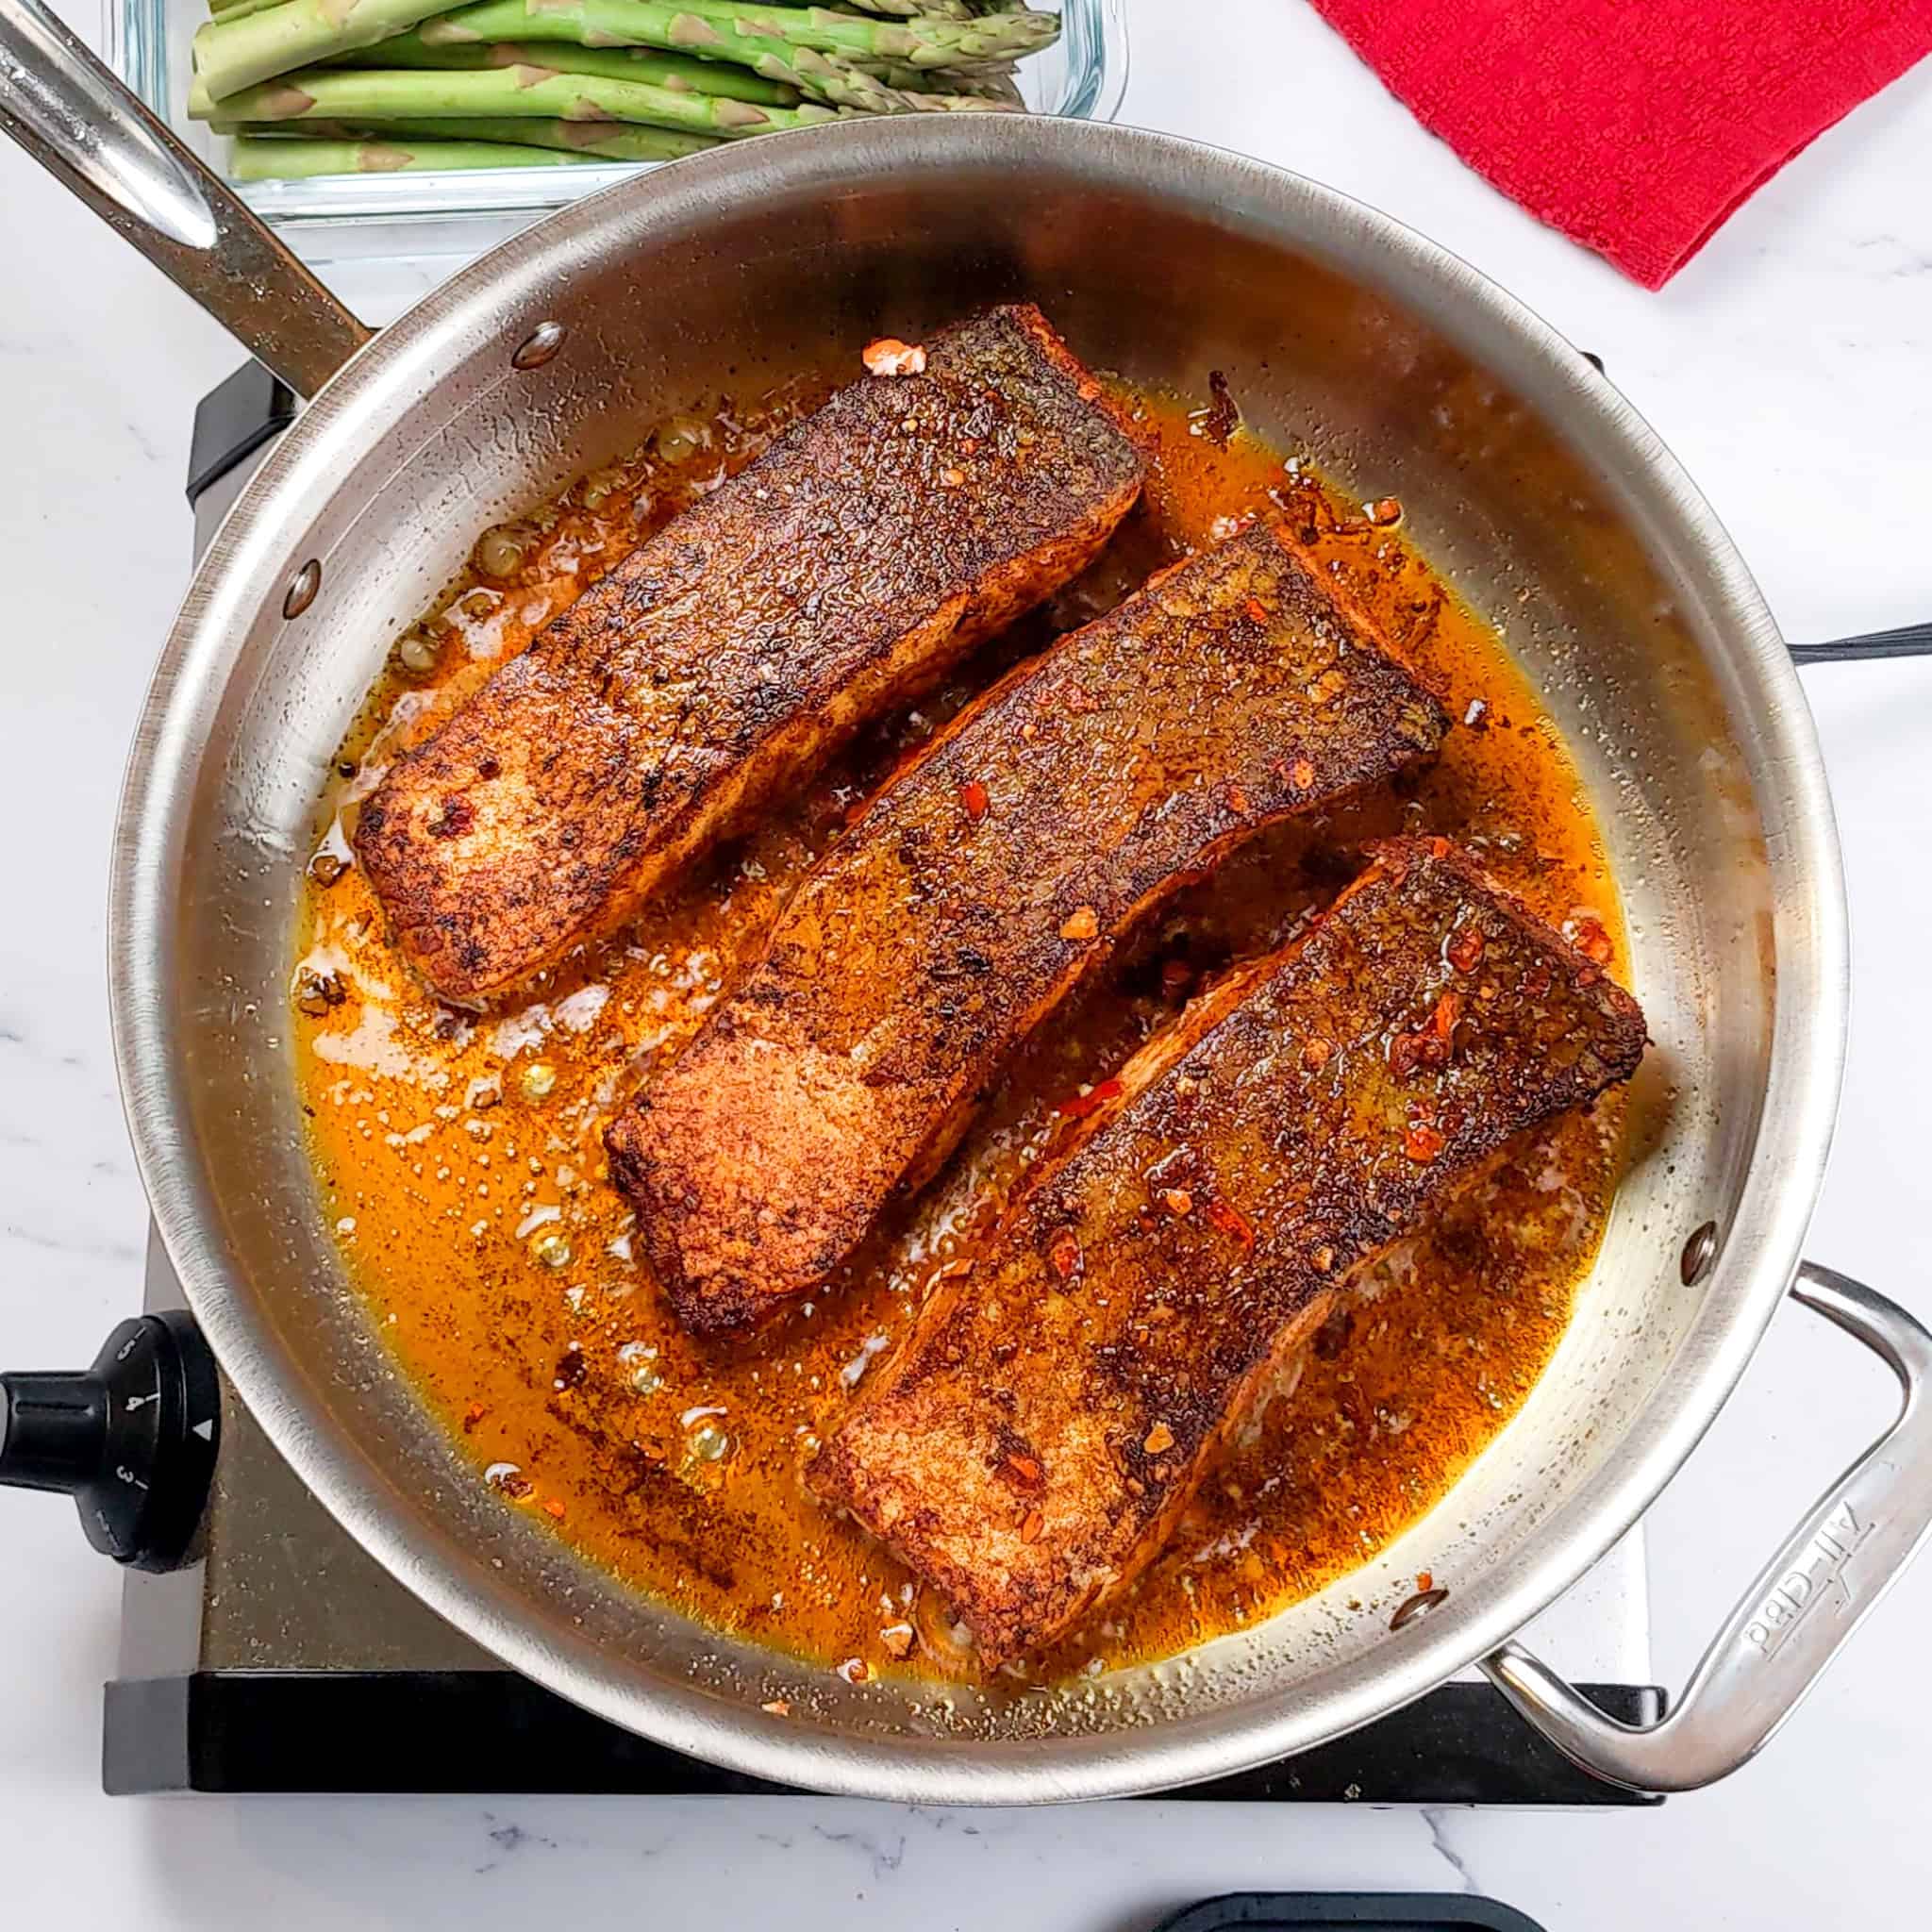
808, 841, 1645, 1667
608, 518, 1447, 1337
355, 305, 1143, 1001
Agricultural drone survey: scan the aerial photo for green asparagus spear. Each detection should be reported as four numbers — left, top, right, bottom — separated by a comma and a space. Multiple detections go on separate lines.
841, 0, 973, 17
230, 133, 603, 176
672, 0, 1056, 64
877, 83, 1018, 111
330, 31, 799, 104
192, 62, 844, 134
429, 0, 1058, 73
856, 58, 1024, 104
325, 42, 1008, 118
358, 40, 1027, 115
207, 0, 286, 22
417, 1, 918, 112
225, 115, 720, 158
344, 31, 1016, 116
192, 0, 464, 104
367, 113, 719, 157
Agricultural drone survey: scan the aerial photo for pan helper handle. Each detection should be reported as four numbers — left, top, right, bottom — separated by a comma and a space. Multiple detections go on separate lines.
0, 0, 367, 397
1481, 1263, 1932, 1792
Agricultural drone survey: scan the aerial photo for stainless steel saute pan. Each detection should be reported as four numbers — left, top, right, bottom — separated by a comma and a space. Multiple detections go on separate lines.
4, 0, 1930, 1804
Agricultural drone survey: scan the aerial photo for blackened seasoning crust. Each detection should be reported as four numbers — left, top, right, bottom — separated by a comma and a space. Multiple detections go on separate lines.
609, 519, 1448, 1337
355, 305, 1144, 1000
808, 839, 1646, 1667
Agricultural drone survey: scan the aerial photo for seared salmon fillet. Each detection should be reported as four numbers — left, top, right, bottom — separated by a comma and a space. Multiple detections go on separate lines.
808, 839, 1646, 1668
353, 306, 1143, 1001
608, 519, 1449, 1336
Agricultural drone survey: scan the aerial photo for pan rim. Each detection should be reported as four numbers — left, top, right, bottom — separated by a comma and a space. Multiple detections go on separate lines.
108, 116, 1847, 1803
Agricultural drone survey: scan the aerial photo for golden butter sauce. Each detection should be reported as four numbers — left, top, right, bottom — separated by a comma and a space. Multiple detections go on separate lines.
293, 374, 1626, 1685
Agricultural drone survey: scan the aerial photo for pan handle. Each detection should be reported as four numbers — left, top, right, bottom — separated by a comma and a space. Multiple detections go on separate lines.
1479, 1263, 1932, 1792
0, 0, 368, 397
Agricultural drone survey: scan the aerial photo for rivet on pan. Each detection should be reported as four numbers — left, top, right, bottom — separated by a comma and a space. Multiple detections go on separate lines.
1580, 349, 1607, 375
282, 558, 321, 620
1389, 1586, 1449, 1632
1680, 1220, 1720, 1287
511, 321, 568, 371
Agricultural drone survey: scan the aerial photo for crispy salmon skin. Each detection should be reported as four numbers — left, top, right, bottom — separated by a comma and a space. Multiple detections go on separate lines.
608, 519, 1449, 1337
353, 305, 1143, 1001
808, 840, 1646, 1669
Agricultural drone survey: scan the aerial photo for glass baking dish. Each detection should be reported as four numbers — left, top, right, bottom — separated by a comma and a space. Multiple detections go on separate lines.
107, 0, 1127, 247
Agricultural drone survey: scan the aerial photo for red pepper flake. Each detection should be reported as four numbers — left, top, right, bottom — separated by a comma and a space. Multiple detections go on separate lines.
1572, 918, 1614, 965
461, 1403, 488, 1432
1392, 1031, 1424, 1078
958, 779, 989, 823
1047, 1228, 1084, 1279
1366, 497, 1403, 525
1004, 1452, 1043, 1488
1403, 1119, 1445, 1163
429, 797, 475, 839
862, 337, 925, 376
1416, 1570, 1434, 1593
1020, 1509, 1045, 1544
1055, 1077, 1121, 1120
1225, 781, 1251, 815
1206, 1198, 1256, 1250
1160, 1188, 1193, 1217
1142, 1422, 1175, 1455
761, 1699, 791, 1717
1426, 835, 1452, 858
541, 1496, 567, 1522
1195, 368, 1240, 447
837, 1657, 871, 1683
1391, 1003, 1456, 1077
1291, 758, 1315, 789
1059, 905, 1100, 941
1243, 597, 1269, 624
1446, 924, 1486, 974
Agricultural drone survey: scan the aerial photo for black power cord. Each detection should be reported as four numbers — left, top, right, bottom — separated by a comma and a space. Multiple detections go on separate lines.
1790, 622, 1932, 666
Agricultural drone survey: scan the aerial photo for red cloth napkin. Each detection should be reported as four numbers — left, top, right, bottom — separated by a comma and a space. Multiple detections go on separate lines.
1306, 0, 1932, 287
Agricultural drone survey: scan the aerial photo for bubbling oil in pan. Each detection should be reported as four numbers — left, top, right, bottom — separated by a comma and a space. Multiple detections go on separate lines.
293, 374, 1628, 1689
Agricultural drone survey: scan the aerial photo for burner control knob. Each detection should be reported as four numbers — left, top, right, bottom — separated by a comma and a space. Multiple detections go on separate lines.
0, 1311, 219, 1571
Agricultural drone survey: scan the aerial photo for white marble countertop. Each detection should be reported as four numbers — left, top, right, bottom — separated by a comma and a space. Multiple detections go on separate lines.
3, 0, 1930, 1922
